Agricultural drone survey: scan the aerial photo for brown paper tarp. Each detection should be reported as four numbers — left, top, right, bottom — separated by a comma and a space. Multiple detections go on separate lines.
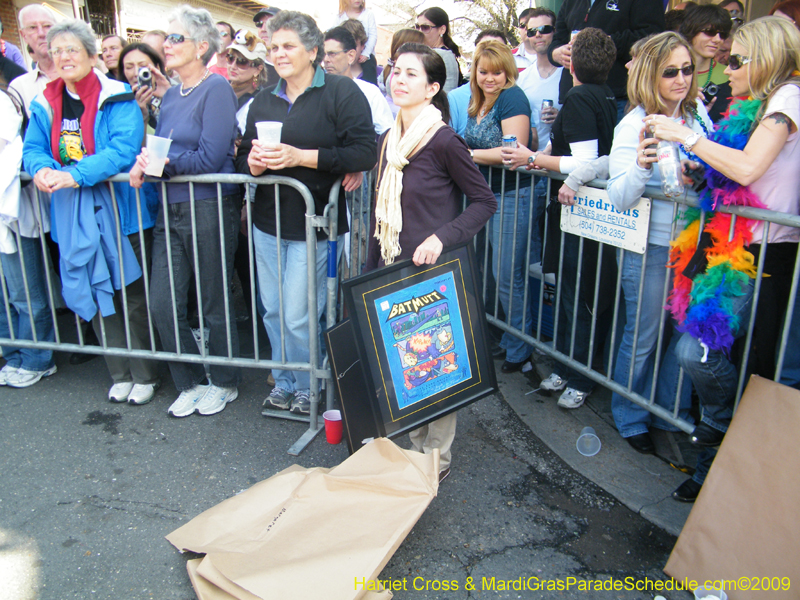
167, 438, 438, 600
665, 376, 800, 599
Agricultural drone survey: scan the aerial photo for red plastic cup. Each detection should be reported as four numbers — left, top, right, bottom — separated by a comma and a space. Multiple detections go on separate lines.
323, 410, 343, 444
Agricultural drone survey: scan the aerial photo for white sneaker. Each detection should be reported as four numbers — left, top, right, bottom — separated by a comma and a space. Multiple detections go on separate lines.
557, 387, 588, 409
196, 384, 238, 416
0, 364, 19, 385
109, 382, 134, 403
540, 373, 567, 392
128, 382, 160, 405
168, 385, 208, 418
7, 365, 57, 388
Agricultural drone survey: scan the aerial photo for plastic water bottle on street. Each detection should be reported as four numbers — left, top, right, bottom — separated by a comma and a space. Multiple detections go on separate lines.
657, 139, 684, 197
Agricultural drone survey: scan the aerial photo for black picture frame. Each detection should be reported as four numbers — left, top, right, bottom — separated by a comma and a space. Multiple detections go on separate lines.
339, 243, 497, 443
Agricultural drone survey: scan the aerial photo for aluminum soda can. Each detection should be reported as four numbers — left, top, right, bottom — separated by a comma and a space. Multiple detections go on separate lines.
501, 134, 517, 148
541, 99, 554, 111
571, 29, 580, 41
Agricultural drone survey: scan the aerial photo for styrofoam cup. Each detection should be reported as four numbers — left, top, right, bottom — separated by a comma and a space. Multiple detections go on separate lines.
576, 426, 601, 457
323, 409, 343, 444
694, 585, 728, 600
144, 134, 171, 177
256, 121, 282, 147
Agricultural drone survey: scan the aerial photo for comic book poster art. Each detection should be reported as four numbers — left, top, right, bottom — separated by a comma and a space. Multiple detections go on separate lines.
338, 243, 497, 442
377, 272, 470, 409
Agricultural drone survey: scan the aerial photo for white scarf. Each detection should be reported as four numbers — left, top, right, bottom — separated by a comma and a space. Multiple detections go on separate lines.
374, 104, 442, 264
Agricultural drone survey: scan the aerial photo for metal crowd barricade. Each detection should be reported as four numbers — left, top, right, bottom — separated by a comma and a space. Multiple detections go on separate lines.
5, 173, 342, 456
479, 165, 800, 434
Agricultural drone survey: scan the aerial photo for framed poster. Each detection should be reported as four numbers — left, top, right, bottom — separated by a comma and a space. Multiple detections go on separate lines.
340, 243, 497, 440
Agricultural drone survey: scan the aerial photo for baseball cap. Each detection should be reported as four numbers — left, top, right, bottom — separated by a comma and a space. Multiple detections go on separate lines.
254, 6, 280, 23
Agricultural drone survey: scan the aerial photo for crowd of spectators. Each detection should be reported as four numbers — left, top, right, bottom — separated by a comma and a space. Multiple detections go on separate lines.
1, 1, 799, 490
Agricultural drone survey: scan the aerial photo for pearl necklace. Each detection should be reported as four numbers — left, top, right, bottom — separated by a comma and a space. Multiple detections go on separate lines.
180, 69, 211, 97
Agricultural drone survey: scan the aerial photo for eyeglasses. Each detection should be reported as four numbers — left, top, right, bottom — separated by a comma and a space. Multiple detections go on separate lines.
728, 54, 752, 70
49, 45, 83, 58
699, 27, 729, 39
324, 50, 345, 59
164, 33, 191, 45
662, 64, 695, 78
414, 24, 435, 33
526, 25, 554, 36
22, 23, 53, 34
226, 53, 256, 67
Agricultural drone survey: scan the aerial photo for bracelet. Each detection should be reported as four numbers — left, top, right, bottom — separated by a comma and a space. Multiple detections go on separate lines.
469, 149, 474, 159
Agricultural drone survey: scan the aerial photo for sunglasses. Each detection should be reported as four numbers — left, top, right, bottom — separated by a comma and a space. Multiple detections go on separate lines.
226, 53, 256, 67
526, 25, 554, 36
414, 24, 436, 33
164, 33, 191, 45
728, 54, 752, 70
700, 27, 729, 39
662, 64, 695, 78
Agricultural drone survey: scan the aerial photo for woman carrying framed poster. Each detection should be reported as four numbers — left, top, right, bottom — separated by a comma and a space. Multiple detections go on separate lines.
365, 42, 496, 481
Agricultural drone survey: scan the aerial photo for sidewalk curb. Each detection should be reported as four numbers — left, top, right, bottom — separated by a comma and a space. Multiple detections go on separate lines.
497, 364, 693, 538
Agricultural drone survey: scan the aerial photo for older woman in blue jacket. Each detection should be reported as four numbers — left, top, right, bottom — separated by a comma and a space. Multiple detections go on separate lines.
23, 19, 160, 403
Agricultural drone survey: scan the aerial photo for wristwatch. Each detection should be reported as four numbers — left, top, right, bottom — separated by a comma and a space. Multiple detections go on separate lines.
682, 131, 702, 152
527, 153, 538, 167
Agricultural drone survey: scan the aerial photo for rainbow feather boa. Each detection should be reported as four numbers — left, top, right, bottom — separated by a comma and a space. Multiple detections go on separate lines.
666, 97, 765, 353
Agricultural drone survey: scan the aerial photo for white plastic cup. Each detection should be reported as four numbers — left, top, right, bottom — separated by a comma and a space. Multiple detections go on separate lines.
256, 121, 282, 147
576, 426, 601, 457
694, 586, 728, 600
144, 134, 171, 177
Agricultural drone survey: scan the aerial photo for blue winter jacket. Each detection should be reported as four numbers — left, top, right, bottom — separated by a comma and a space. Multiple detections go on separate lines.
23, 69, 158, 236
23, 70, 147, 320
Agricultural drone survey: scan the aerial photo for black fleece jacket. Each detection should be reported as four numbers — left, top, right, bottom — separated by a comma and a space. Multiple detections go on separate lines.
236, 70, 377, 241
547, 0, 665, 103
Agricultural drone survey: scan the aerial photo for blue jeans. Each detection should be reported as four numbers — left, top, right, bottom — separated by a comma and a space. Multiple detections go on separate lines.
0, 235, 55, 371
611, 245, 692, 438
780, 288, 800, 388
253, 228, 340, 392
675, 280, 754, 433
150, 196, 240, 391
530, 176, 548, 264
489, 186, 533, 363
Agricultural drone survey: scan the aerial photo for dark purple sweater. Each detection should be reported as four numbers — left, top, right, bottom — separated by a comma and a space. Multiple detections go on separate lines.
366, 126, 496, 271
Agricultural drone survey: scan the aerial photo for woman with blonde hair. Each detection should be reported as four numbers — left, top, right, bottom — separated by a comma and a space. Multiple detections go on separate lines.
464, 40, 532, 374
604, 31, 711, 456
648, 17, 800, 500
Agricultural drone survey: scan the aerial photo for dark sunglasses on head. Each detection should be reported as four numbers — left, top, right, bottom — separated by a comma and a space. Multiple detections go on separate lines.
700, 27, 728, 39
728, 54, 752, 70
226, 53, 255, 67
527, 25, 554, 36
662, 64, 695, 78
164, 33, 190, 45
414, 24, 435, 33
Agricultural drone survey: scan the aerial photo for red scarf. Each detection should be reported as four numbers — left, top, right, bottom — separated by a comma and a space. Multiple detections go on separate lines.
43, 69, 101, 165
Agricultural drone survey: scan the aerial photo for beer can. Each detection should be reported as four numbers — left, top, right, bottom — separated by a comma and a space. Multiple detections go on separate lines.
501, 135, 517, 148
541, 99, 554, 111
571, 29, 580, 41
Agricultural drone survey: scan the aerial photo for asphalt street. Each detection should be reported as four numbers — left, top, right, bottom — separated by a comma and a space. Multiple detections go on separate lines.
0, 348, 691, 600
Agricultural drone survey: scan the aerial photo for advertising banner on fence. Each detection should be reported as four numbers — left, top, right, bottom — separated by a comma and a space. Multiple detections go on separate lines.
560, 186, 651, 254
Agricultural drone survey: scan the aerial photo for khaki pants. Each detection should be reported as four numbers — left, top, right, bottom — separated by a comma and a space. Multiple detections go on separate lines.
409, 412, 457, 472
